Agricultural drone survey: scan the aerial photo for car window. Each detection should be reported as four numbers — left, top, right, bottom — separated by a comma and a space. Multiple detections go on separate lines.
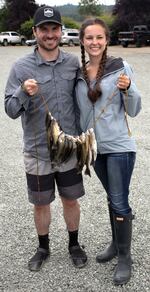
11, 32, 19, 36
68, 33, 79, 37
1, 32, 9, 35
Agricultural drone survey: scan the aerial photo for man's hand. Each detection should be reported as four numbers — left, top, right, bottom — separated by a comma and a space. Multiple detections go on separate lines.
22, 79, 39, 96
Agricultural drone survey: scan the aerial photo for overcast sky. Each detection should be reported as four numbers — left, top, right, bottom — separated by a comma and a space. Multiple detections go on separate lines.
36, 0, 115, 6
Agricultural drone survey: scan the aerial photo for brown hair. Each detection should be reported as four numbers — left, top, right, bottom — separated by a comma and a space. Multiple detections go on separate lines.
79, 18, 110, 103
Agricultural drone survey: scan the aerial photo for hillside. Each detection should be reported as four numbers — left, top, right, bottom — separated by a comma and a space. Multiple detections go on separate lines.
54, 4, 114, 22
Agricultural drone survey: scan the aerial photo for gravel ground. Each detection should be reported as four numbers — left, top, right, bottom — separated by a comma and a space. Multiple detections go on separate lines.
0, 45, 150, 292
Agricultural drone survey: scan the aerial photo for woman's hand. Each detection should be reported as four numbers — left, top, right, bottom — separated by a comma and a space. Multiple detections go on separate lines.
117, 74, 131, 91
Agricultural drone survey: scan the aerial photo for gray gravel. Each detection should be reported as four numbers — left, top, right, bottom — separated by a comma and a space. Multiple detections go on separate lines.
0, 45, 150, 292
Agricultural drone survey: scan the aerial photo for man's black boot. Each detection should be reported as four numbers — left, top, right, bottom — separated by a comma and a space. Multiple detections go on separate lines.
113, 212, 133, 285
96, 201, 117, 263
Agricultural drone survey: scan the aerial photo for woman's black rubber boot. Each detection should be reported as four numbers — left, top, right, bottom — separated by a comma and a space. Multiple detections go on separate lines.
96, 202, 117, 263
113, 212, 133, 285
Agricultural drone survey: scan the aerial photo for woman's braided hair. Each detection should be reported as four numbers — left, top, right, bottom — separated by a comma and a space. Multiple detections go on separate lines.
79, 18, 110, 103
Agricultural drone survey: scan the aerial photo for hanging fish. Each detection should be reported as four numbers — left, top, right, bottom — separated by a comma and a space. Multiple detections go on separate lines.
45, 112, 97, 176
88, 128, 97, 165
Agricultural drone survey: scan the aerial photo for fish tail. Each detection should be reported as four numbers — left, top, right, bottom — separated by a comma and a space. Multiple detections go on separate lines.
84, 167, 91, 177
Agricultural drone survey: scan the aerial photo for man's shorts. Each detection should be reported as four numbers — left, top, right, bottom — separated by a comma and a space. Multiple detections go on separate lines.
24, 152, 85, 205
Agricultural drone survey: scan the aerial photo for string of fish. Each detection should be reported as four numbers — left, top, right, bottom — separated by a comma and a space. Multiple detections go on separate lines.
31, 89, 97, 178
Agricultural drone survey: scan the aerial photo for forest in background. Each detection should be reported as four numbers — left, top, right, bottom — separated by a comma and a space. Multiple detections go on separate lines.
0, 0, 150, 38
56, 4, 113, 21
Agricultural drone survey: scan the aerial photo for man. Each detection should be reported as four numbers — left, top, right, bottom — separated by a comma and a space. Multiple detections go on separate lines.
4, 6, 87, 271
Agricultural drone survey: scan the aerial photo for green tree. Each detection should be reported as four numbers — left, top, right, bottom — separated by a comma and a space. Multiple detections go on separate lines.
112, 0, 150, 31
20, 18, 34, 38
62, 17, 80, 29
5, 0, 38, 30
78, 0, 102, 17
100, 13, 116, 28
0, 6, 8, 31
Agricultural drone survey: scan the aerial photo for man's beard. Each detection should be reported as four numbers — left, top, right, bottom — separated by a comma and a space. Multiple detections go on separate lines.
38, 38, 61, 52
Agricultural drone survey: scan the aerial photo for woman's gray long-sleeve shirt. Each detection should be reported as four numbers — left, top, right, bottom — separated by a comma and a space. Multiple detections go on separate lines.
5, 48, 80, 161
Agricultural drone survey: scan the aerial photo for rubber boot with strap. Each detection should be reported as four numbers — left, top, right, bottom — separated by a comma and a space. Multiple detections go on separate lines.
96, 201, 117, 263
113, 212, 133, 285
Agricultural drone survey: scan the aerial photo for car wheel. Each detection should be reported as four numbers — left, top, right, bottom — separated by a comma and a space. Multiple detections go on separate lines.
3, 39, 8, 46
68, 40, 74, 46
21, 39, 26, 46
122, 41, 128, 48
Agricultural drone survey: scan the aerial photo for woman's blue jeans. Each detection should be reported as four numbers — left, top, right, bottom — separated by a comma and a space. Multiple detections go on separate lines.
94, 152, 136, 215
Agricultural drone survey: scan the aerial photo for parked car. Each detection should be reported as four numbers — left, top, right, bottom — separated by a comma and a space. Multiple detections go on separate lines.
26, 38, 37, 46
0, 31, 26, 46
118, 25, 150, 47
60, 29, 80, 46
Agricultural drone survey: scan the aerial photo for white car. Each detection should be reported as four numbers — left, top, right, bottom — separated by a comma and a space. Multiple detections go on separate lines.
60, 29, 80, 46
0, 31, 26, 46
25, 39, 37, 46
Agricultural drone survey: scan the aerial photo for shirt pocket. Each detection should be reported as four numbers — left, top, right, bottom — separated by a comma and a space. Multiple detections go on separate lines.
36, 75, 53, 96
29, 75, 53, 111
57, 71, 76, 94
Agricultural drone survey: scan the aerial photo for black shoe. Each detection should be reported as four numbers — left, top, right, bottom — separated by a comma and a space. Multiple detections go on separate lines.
28, 247, 50, 272
69, 245, 87, 268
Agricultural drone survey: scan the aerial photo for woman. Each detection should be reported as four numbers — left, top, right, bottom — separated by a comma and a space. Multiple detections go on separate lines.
75, 18, 141, 285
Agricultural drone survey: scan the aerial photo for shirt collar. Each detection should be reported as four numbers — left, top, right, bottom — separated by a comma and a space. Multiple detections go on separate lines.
77, 56, 124, 81
103, 56, 124, 76
34, 47, 65, 66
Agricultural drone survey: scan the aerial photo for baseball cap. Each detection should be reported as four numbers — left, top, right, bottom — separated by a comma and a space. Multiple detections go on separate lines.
33, 6, 62, 27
